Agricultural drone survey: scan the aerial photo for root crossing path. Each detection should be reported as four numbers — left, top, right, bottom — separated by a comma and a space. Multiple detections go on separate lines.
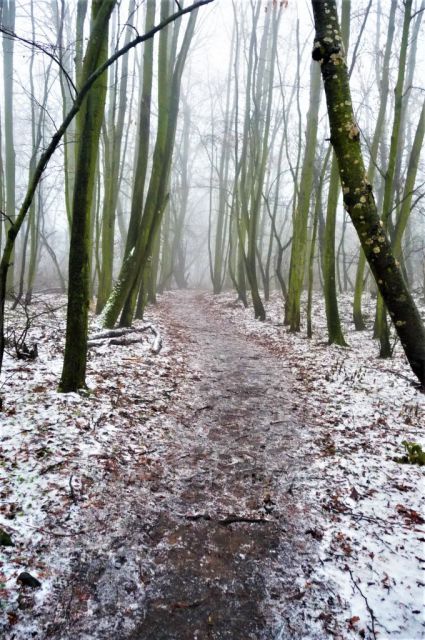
44, 292, 328, 640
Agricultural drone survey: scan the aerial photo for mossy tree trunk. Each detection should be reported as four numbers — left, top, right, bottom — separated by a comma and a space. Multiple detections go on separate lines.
96, 0, 136, 314
115, 0, 173, 327
228, 6, 247, 308
2, 0, 16, 294
103, 3, 199, 328
59, 0, 114, 392
312, 0, 425, 386
321, 0, 350, 347
307, 146, 331, 339
212, 26, 235, 295
323, 153, 348, 346
285, 60, 321, 331
53, 0, 83, 228
392, 99, 425, 259
375, 0, 412, 357
170, 97, 191, 290
352, 0, 397, 330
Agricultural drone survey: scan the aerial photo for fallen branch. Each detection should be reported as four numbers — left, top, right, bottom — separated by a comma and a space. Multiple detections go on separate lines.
218, 514, 271, 526
150, 326, 162, 354
170, 599, 206, 610
180, 513, 271, 526
182, 513, 211, 522
89, 326, 152, 342
109, 336, 145, 347
88, 323, 162, 353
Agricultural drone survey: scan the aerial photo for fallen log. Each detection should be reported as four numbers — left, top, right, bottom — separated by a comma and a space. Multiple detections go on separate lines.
88, 323, 162, 354
89, 326, 151, 341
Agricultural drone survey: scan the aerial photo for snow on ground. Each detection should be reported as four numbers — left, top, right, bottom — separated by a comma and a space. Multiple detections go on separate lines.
206, 290, 425, 640
0, 289, 424, 639
0, 294, 186, 636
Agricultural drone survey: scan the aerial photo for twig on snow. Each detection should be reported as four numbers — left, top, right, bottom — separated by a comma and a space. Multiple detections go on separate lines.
347, 566, 377, 639
109, 336, 146, 347
218, 514, 271, 526
25, 523, 91, 537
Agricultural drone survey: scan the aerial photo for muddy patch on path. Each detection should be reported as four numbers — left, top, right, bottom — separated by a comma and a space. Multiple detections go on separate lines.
40, 292, 331, 640
129, 292, 323, 639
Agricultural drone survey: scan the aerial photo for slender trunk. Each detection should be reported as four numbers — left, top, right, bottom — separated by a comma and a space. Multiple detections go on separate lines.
286, 61, 321, 331
352, 0, 396, 329
323, 155, 348, 345
60, 1, 114, 392
104, 4, 199, 327
2, 0, 16, 294
392, 100, 425, 258
96, 0, 136, 313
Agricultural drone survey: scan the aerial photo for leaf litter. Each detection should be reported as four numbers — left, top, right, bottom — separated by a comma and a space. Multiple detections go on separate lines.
0, 290, 424, 639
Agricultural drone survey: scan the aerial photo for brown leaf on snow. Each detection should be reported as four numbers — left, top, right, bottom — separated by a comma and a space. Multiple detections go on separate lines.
347, 615, 360, 630
316, 611, 333, 624
305, 527, 324, 541
381, 573, 391, 590
349, 486, 360, 501
396, 504, 425, 526
32, 385, 47, 393
323, 494, 350, 514
392, 483, 413, 493
7, 611, 18, 625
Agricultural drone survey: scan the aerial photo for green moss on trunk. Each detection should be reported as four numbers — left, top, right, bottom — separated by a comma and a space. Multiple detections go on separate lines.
59, 1, 114, 392
312, 0, 425, 386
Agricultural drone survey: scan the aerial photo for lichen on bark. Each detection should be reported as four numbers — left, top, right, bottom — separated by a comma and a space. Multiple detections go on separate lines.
311, 0, 425, 386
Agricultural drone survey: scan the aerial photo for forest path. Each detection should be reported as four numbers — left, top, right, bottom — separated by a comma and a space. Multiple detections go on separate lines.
130, 291, 318, 639
44, 291, 322, 640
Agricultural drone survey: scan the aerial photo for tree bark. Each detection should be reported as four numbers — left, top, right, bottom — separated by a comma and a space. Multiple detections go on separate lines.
59, 0, 114, 392
286, 60, 321, 331
2, 0, 16, 293
352, 0, 397, 330
311, 0, 425, 386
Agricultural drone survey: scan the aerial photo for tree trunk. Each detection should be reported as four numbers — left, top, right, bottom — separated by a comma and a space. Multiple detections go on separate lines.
286, 60, 321, 331
352, 0, 397, 330
2, 0, 16, 294
103, 4, 199, 328
96, 0, 136, 313
59, 0, 114, 392
375, 0, 412, 358
311, 0, 425, 386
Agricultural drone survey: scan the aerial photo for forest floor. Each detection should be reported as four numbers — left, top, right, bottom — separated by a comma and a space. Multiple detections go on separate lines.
0, 290, 424, 639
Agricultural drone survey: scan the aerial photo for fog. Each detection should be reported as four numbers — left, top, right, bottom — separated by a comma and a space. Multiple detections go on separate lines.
0, 0, 424, 302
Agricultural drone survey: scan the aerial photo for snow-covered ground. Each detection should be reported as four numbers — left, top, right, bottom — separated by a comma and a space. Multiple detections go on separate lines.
206, 290, 425, 639
0, 290, 424, 639
0, 294, 187, 636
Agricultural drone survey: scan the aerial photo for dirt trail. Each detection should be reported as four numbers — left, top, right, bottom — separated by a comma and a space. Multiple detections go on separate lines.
43, 292, 324, 640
